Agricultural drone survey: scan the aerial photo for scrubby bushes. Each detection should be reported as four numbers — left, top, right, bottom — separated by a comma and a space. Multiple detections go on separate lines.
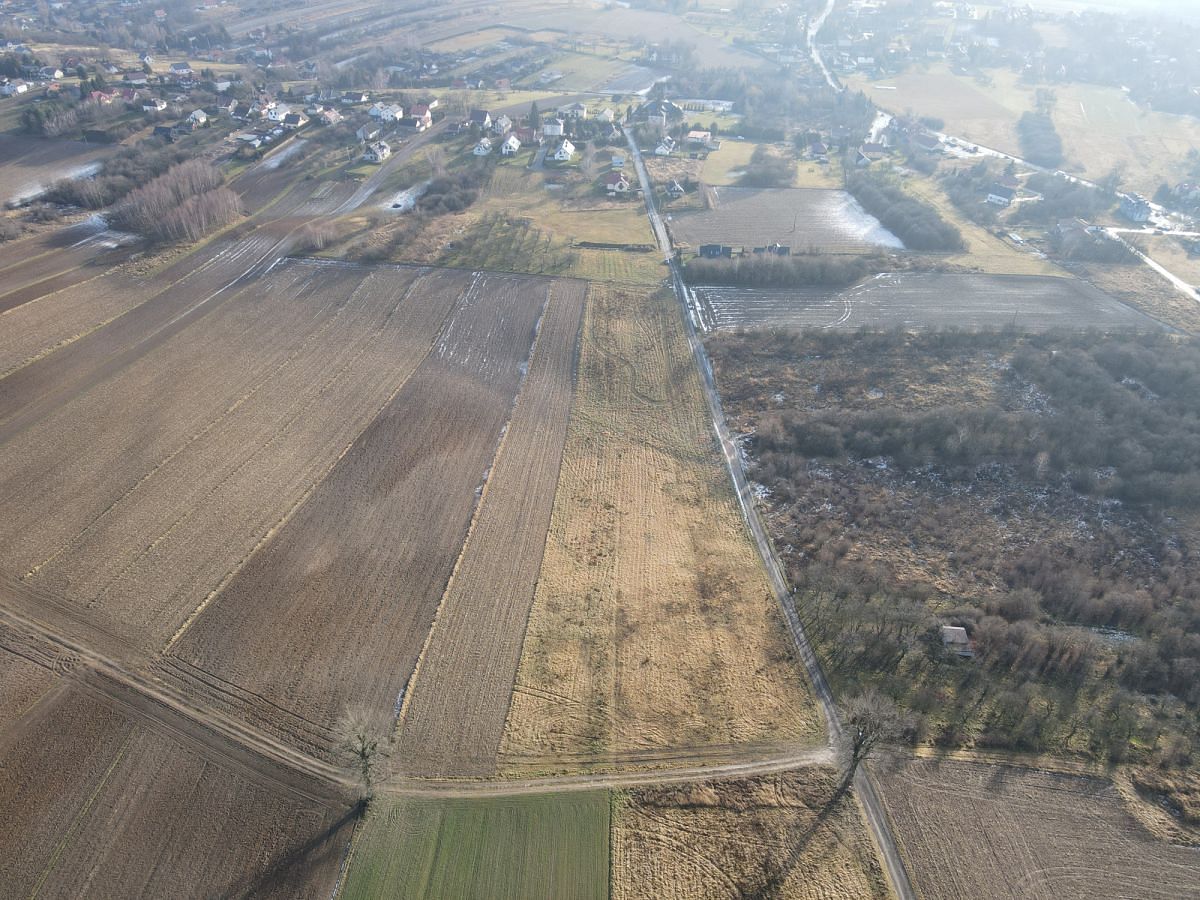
683, 252, 883, 287
417, 163, 490, 214
845, 170, 964, 251
109, 160, 240, 243
46, 142, 193, 209
740, 145, 794, 188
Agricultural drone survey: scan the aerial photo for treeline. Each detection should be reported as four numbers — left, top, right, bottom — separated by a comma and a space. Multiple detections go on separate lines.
740, 145, 794, 188
109, 160, 240, 243
46, 142, 194, 209
1017, 111, 1064, 167
1013, 171, 1112, 225
683, 253, 882, 288
845, 171, 964, 252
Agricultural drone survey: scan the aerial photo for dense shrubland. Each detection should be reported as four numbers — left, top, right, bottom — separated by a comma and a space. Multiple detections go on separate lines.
683, 253, 883, 287
109, 160, 240, 243
710, 328, 1200, 819
845, 170, 964, 252
46, 142, 195, 209
1017, 111, 1064, 167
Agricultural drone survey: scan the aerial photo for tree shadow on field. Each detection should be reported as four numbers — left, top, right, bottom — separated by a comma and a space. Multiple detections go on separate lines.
742, 792, 843, 900
224, 799, 366, 900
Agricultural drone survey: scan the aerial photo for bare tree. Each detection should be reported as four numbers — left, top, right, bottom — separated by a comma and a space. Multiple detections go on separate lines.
338, 705, 390, 799
837, 690, 906, 795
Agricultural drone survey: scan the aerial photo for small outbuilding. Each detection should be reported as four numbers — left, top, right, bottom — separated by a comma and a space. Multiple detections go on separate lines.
941, 625, 975, 658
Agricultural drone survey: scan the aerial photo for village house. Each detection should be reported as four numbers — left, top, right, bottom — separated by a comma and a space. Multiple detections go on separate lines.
1, 80, 29, 96
611, 153, 625, 169
514, 126, 541, 146
596, 107, 615, 123
356, 123, 381, 143
1120, 193, 1153, 223
501, 133, 521, 155
363, 140, 391, 163
169, 61, 192, 78
314, 106, 342, 126
542, 118, 565, 138
560, 101, 588, 120
187, 108, 208, 126
554, 138, 576, 162
469, 108, 492, 130
491, 113, 512, 135
604, 171, 631, 193
987, 184, 1016, 207
369, 102, 403, 122
857, 142, 887, 165
655, 136, 676, 156
686, 129, 712, 147
282, 111, 308, 129
941, 625, 975, 659
341, 91, 369, 105
408, 103, 433, 128
473, 136, 493, 156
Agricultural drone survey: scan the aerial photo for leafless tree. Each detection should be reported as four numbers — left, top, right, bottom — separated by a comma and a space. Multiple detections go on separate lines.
837, 690, 906, 795
338, 705, 390, 799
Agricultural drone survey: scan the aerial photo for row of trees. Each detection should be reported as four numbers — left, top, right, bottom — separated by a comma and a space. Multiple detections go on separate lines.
109, 160, 240, 243
844, 170, 964, 252
1017, 111, 1064, 167
683, 253, 881, 288
47, 141, 195, 209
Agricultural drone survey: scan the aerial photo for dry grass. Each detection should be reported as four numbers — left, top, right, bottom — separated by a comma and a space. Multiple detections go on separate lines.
428, 27, 519, 52
700, 140, 759, 186
1073, 258, 1200, 333
898, 171, 1063, 276
499, 284, 820, 772
612, 769, 889, 900
876, 754, 1200, 900
1129, 233, 1200, 286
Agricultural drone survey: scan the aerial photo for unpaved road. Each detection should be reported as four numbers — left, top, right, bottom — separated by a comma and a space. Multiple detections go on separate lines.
626, 129, 918, 900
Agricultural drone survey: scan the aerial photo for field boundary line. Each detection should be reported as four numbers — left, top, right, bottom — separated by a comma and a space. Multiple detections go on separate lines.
27, 730, 133, 900
393, 278, 552, 734
160, 269, 439, 653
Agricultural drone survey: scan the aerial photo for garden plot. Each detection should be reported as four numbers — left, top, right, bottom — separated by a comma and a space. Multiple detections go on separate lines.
669, 187, 903, 254
166, 269, 557, 758
876, 756, 1200, 900
696, 272, 1162, 331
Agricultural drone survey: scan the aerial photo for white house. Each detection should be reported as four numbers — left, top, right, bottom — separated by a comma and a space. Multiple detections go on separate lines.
356, 123, 381, 143
188, 109, 208, 126
611, 153, 625, 169
654, 136, 676, 156
369, 102, 403, 122
473, 136, 493, 156
491, 113, 512, 135
363, 140, 391, 163
282, 111, 308, 129
560, 101, 588, 120
501, 133, 521, 155
554, 138, 576, 162
543, 118, 565, 137
1, 81, 29, 96
265, 103, 291, 123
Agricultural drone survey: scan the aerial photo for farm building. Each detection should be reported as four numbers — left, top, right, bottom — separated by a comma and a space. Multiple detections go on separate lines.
941, 626, 975, 658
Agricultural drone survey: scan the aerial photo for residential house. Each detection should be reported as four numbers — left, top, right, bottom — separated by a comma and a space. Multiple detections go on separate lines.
363, 140, 391, 163
1, 81, 29, 96
686, 129, 712, 146
987, 184, 1016, 207
169, 61, 193, 78
596, 107, 615, 123
542, 118, 565, 138
501, 133, 521, 155
396, 115, 428, 133
356, 123, 381, 143
667, 179, 686, 198
654, 136, 676, 156
809, 140, 829, 158
635, 98, 684, 123
341, 91, 369, 105
469, 108, 492, 129
553, 138, 576, 162
315, 106, 342, 126
87, 90, 116, 105
604, 171, 631, 193
857, 142, 887, 165
473, 136, 493, 156
369, 102, 403, 122
118, 88, 142, 104
491, 113, 512, 135
265, 104, 291, 123
409, 103, 433, 128
514, 126, 541, 146
911, 132, 942, 152
560, 101, 588, 120
153, 124, 176, 142
39, 66, 64, 80
212, 97, 237, 116
282, 111, 308, 129
188, 108, 208, 126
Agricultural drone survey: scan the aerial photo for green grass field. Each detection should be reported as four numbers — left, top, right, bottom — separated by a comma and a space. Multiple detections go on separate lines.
341, 793, 611, 900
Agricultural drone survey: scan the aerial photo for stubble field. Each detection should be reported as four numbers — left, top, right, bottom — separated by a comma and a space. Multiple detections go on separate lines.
499, 283, 820, 771
876, 755, 1200, 899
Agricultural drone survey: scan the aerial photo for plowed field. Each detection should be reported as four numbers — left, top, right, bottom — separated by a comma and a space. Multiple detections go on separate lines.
500, 284, 820, 771
876, 755, 1200, 900
396, 279, 587, 776
0, 684, 350, 899
165, 268, 553, 756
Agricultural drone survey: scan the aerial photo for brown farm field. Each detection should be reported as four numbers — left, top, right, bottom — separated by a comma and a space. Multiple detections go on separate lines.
877, 755, 1200, 900
613, 770, 889, 900
500, 283, 821, 772
0, 134, 114, 206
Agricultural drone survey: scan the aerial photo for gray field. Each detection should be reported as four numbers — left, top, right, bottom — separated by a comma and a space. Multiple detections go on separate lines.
0, 135, 114, 206
696, 272, 1164, 332
670, 187, 904, 254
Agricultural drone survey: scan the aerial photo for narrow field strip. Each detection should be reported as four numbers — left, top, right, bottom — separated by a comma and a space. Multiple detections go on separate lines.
395, 279, 586, 777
